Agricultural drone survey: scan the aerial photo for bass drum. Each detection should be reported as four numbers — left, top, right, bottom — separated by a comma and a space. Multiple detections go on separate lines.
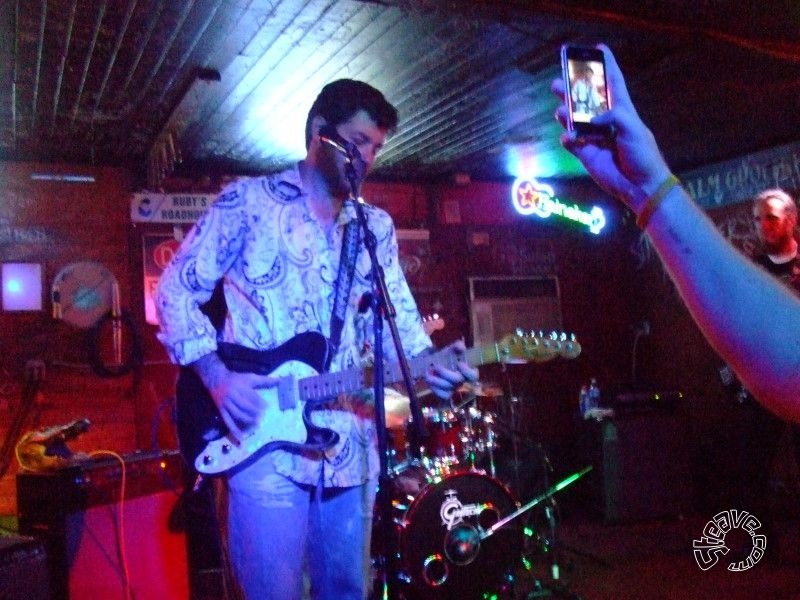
393, 469, 522, 599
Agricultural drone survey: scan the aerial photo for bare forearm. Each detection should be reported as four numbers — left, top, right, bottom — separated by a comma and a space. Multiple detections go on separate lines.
644, 185, 800, 421
190, 352, 229, 392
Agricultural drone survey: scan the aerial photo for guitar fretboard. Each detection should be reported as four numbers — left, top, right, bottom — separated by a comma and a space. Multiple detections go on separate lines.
298, 343, 502, 402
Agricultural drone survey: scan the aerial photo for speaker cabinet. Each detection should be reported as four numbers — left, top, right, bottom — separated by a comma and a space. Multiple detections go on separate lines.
580, 411, 690, 522
17, 451, 189, 600
0, 534, 50, 600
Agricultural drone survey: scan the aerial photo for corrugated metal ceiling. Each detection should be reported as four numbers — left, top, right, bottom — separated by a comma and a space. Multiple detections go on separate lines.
1, 0, 799, 187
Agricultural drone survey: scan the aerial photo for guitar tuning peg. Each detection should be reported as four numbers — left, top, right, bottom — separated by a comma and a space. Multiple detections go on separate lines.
516, 327, 525, 336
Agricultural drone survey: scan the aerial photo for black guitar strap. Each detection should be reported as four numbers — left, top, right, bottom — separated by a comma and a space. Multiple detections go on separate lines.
327, 200, 360, 370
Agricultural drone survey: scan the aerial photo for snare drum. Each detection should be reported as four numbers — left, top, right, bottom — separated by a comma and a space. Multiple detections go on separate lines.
386, 469, 522, 599
407, 407, 463, 466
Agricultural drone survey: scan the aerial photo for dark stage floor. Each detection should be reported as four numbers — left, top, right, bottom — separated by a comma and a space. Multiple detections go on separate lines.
4, 488, 799, 600
511, 509, 800, 600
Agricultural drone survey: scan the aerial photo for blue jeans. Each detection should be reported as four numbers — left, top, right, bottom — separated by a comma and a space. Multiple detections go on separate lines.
227, 462, 376, 600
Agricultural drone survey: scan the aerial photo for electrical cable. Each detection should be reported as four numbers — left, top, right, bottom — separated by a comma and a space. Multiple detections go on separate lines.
0, 362, 44, 478
87, 450, 132, 600
86, 310, 143, 377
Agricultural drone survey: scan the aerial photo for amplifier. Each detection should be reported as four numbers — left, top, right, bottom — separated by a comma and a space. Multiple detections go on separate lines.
0, 533, 50, 600
17, 449, 184, 517
17, 450, 189, 600
581, 414, 690, 522
612, 390, 684, 415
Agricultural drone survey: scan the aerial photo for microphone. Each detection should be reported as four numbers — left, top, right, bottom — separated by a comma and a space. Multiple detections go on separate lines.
318, 124, 357, 159
29, 418, 91, 448
16, 418, 91, 468
318, 124, 367, 191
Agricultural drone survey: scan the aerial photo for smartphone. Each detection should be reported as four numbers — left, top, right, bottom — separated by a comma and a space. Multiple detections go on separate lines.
560, 45, 611, 135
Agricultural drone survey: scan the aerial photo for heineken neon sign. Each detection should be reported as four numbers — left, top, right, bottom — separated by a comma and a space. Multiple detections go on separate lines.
512, 178, 606, 234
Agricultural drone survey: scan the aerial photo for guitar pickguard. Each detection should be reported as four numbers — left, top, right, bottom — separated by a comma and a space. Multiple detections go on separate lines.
194, 360, 321, 474
176, 331, 336, 474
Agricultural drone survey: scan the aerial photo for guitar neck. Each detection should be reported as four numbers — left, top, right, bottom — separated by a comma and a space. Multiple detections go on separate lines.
298, 342, 503, 403
399, 344, 501, 381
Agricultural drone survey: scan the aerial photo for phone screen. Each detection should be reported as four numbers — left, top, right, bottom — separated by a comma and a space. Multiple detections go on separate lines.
561, 45, 610, 134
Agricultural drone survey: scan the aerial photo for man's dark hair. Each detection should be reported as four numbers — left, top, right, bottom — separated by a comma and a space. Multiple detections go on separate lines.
305, 79, 398, 148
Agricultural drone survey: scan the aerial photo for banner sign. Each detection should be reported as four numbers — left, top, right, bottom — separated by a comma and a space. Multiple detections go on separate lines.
131, 193, 214, 223
681, 140, 800, 209
142, 234, 181, 325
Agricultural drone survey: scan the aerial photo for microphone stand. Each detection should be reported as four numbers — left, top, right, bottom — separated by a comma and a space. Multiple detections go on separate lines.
338, 148, 425, 600
527, 446, 585, 600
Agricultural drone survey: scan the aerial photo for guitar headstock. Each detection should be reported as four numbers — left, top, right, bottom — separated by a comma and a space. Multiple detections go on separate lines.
496, 330, 582, 363
554, 331, 582, 359
422, 313, 445, 335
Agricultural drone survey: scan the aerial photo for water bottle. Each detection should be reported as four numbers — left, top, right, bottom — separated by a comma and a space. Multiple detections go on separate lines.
578, 385, 590, 417
587, 377, 600, 412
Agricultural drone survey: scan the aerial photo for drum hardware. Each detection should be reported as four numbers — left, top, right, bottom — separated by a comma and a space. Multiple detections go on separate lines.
382, 375, 512, 481
382, 470, 522, 599
488, 405, 604, 600
445, 466, 592, 566
393, 401, 499, 476
521, 463, 594, 600
375, 371, 590, 598
458, 404, 498, 475
373, 466, 592, 599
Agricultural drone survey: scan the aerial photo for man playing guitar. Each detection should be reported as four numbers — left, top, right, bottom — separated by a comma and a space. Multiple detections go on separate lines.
155, 80, 476, 600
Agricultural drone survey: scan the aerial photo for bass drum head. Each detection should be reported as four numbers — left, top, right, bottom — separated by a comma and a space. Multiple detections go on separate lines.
398, 471, 522, 599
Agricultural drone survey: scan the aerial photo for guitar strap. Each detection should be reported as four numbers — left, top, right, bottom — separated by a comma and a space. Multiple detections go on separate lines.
327, 200, 360, 370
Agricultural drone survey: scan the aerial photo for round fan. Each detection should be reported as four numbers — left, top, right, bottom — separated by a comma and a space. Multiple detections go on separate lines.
51, 261, 117, 329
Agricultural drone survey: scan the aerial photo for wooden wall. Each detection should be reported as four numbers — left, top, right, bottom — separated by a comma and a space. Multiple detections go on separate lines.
0, 162, 177, 515
1, 160, 792, 518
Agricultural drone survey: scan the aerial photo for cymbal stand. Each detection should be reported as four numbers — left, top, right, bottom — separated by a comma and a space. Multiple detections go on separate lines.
456, 392, 498, 477
525, 450, 584, 599
526, 458, 610, 599
483, 408, 498, 478
508, 393, 521, 495
493, 368, 582, 599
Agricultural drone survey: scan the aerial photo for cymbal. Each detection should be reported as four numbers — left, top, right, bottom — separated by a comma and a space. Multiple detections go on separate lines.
383, 387, 410, 430
456, 382, 504, 398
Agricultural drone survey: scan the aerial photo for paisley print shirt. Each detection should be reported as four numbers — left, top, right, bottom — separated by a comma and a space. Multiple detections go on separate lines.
156, 165, 432, 488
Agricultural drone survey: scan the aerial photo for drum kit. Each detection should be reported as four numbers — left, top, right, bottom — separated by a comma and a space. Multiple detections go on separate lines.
374, 383, 589, 599
385, 383, 504, 478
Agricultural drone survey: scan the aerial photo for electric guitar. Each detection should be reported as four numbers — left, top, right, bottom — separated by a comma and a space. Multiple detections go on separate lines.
176, 330, 581, 475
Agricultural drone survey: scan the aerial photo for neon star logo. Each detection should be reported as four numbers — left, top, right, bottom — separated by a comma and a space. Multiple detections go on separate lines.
512, 177, 606, 235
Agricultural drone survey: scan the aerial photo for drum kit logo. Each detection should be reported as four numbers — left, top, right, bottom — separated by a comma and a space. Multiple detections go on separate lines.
439, 488, 492, 531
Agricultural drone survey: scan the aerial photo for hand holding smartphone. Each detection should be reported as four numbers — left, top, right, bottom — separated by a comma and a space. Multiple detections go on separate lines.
560, 45, 611, 136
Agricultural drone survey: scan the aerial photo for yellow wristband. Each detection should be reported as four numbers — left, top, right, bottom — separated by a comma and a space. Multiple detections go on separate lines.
636, 174, 680, 229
